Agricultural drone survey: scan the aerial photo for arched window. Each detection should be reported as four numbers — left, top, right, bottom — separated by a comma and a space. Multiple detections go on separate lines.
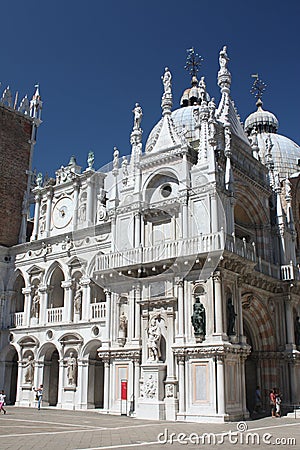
49, 267, 64, 308
12, 275, 25, 313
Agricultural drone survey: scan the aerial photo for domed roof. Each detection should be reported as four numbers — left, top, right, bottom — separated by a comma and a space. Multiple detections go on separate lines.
257, 132, 300, 178
145, 106, 199, 152
244, 100, 279, 134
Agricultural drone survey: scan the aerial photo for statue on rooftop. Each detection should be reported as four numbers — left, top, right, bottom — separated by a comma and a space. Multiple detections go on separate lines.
162, 67, 172, 95
219, 46, 229, 70
132, 103, 143, 130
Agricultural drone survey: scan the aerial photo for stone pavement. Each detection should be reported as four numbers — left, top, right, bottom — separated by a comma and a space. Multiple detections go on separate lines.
0, 407, 299, 449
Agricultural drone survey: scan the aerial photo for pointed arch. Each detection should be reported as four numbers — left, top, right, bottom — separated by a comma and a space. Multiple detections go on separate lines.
44, 260, 68, 285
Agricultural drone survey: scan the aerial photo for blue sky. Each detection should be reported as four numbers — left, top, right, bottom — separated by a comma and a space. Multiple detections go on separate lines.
1, 1, 299, 177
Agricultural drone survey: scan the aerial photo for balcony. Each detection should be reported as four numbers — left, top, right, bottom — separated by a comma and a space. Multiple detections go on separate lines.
90, 302, 106, 320
95, 231, 258, 272
10, 312, 24, 328
47, 307, 63, 323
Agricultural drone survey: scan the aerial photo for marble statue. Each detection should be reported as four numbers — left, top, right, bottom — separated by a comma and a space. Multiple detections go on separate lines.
31, 290, 40, 318
219, 46, 229, 70
36, 172, 43, 188
191, 297, 206, 335
67, 352, 77, 385
87, 151, 94, 169
113, 147, 119, 170
227, 298, 237, 335
144, 374, 156, 398
133, 103, 143, 130
147, 317, 161, 362
24, 355, 34, 384
162, 67, 172, 95
74, 285, 82, 314
285, 178, 292, 198
119, 312, 128, 335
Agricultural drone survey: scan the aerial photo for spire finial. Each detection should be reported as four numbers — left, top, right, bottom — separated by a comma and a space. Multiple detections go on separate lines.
161, 67, 173, 115
217, 46, 231, 93
184, 47, 204, 78
250, 74, 266, 107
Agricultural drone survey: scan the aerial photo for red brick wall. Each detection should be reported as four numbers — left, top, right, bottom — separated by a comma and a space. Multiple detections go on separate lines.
0, 105, 33, 247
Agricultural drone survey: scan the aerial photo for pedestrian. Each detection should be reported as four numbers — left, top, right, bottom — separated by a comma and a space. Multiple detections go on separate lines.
276, 391, 282, 417
34, 384, 43, 410
0, 390, 7, 414
269, 388, 276, 418
254, 385, 262, 413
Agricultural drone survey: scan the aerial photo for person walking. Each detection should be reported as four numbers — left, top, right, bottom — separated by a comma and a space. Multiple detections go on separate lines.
276, 391, 282, 417
34, 385, 43, 410
0, 390, 7, 414
269, 388, 276, 418
254, 385, 262, 413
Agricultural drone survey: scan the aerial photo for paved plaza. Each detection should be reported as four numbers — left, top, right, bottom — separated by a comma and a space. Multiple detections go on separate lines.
0, 407, 299, 449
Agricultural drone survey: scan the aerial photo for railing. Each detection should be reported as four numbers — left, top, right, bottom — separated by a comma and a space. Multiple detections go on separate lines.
96, 231, 225, 271
281, 264, 300, 281
47, 307, 63, 323
10, 312, 24, 327
225, 234, 257, 262
90, 302, 106, 320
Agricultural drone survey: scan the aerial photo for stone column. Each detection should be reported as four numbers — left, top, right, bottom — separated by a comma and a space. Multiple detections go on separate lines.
285, 298, 295, 347
289, 359, 297, 403
31, 192, 41, 240
216, 355, 226, 415
86, 177, 94, 227
236, 277, 244, 341
73, 180, 80, 230
22, 286, 32, 327
128, 289, 134, 343
81, 278, 91, 322
45, 188, 53, 237
134, 285, 141, 342
102, 356, 110, 412
240, 354, 249, 417
134, 212, 141, 247
61, 280, 73, 323
133, 355, 140, 413
39, 285, 49, 326
56, 358, 64, 408
175, 279, 184, 343
104, 290, 111, 345
213, 272, 224, 338
210, 192, 218, 233
77, 358, 89, 409
177, 355, 185, 415
111, 215, 116, 251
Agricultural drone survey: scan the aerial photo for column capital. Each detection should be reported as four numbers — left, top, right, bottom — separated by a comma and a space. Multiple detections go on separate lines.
46, 188, 54, 199
22, 286, 33, 295
80, 277, 92, 287
61, 279, 73, 289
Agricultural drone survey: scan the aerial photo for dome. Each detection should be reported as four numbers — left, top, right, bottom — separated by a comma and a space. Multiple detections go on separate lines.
244, 100, 279, 134
145, 106, 198, 152
257, 132, 300, 178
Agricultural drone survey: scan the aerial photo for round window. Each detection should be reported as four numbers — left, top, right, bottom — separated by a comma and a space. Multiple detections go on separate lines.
161, 184, 172, 198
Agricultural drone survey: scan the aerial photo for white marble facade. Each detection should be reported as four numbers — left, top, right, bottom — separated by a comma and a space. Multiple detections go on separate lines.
1, 47, 300, 422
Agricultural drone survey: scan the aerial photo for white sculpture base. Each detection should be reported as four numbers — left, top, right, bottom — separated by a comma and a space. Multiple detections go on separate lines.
136, 363, 167, 420
62, 385, 76, 409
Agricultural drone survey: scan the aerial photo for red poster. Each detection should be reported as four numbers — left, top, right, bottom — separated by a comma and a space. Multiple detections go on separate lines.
121, 380, 127, 400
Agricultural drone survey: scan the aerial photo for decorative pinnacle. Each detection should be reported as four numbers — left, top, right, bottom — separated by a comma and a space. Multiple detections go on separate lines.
184, 47, 203, 77
250, 74, 267, 105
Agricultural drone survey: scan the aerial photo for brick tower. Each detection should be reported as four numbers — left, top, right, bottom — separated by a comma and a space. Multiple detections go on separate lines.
0, 86, 42, 247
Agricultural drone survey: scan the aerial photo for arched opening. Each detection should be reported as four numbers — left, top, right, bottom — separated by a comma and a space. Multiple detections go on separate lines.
13, 275, 25, 313
48, 267, 64, 308
41, 345, 59, 406
84, 341, 104, 408
1, 346, 18, 404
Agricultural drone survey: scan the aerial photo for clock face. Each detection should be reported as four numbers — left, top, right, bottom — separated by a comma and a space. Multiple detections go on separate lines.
52, 197, 74, 229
